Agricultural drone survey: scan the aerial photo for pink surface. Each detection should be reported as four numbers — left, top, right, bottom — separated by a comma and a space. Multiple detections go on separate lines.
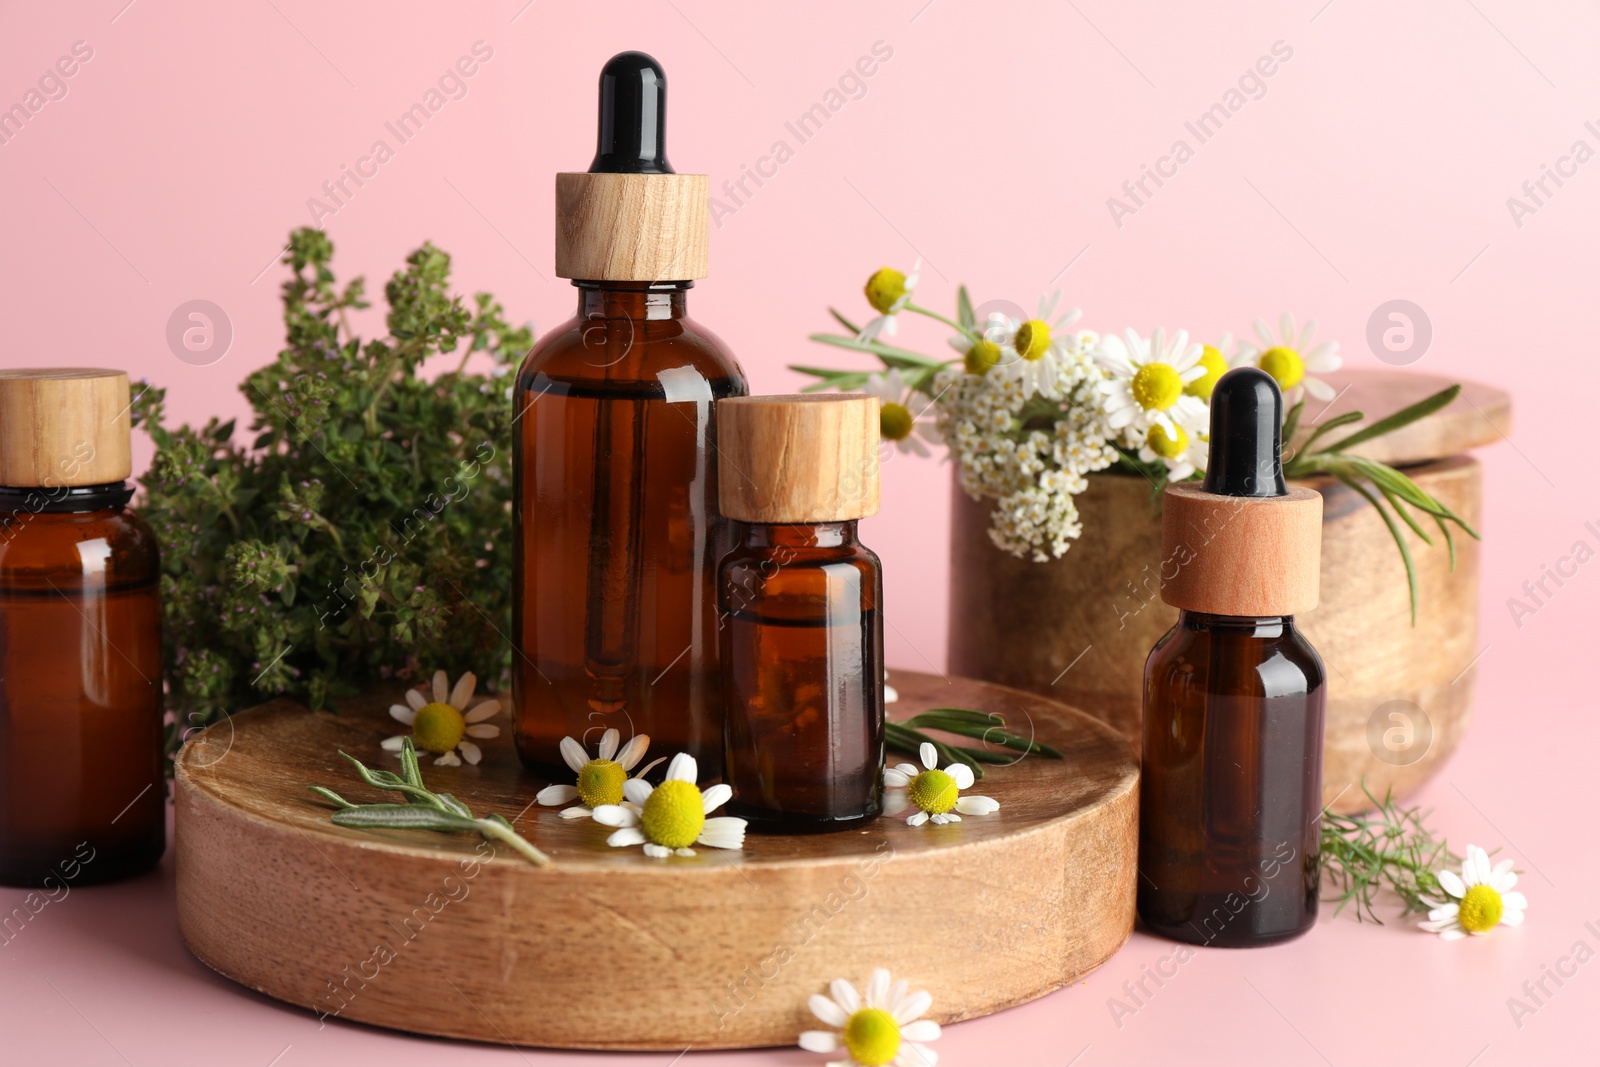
2, 0, 1597, 1063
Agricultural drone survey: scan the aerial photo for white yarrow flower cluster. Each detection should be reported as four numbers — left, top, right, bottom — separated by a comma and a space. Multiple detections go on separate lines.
933, 328, 1117, 561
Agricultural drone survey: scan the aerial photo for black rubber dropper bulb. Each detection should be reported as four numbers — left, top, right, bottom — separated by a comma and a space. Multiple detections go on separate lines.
1202, 367, 1287, 498
590, 51, 673, 174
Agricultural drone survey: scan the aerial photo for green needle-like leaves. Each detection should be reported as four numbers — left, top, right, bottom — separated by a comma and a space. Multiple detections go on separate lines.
1321, 781, 1464, 922
886, 707, 1063, 780
309, 738, 551, 866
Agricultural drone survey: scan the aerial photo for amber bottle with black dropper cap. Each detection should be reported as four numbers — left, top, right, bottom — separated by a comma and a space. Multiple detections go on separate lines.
0, 369, 164, 887
1138, 368, 1326, 946
513, 52, 747, 777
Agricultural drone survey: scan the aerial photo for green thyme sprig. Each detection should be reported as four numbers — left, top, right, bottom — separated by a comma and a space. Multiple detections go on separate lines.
1320, 782, 1459, 921
886, 707, 1063, 781
1284, 384, 1480, 623
309, 737, 550, 866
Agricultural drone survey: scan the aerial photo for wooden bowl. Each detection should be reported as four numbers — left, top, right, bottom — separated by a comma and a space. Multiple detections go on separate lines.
175, 672, 1137, 1050
948, 370, 1507, 815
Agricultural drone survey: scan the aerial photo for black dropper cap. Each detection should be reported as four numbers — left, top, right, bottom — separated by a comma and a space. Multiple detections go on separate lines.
589, 51, 674, 175
1201, 367, 1287, 498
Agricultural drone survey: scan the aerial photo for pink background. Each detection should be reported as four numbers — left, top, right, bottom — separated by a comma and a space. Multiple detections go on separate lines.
3, 0, 1598, 1063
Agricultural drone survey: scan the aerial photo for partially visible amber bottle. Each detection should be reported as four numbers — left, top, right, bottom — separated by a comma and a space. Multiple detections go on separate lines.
0, 369, 164, 887
716, 395, 884, 832
513, 53, 747, 777
1138, 369, 1326, 946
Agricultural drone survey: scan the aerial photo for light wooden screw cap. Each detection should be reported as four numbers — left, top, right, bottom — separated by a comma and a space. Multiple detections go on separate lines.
1159, 483, 1323, 617
0, 368, 132, 487
717, 394, 880, 523
555, 172, 710, 281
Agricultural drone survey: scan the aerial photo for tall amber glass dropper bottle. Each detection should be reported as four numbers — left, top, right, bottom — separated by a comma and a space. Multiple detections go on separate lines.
1139, 368, 1326, 946
0, 369, 164, 887
513, 52, 747, 777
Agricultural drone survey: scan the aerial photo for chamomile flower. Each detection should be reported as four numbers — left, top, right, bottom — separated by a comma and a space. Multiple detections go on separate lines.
534, 728, 653, 821
1187, 334, 1234, 401
990, 292, 1085, 401
883, 742, 999, 826
799, 968, 941, 1067
1418, 845, 1527, 940
592, 753, 746, 858
859, 261, 920, 342
382, 670, 501, 767
1234, 313, 1342, 404
863, 369, 943, 457
1095, 327, 1208, 440
1138, 422, 1209, 482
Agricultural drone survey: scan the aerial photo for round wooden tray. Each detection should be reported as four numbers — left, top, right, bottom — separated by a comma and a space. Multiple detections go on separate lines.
175, 671, 1138, 1051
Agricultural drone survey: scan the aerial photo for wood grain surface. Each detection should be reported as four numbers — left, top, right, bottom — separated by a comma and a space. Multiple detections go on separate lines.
949, 456, 1483, 815
1284, 369, 1510, 466
554, 171, 710, 281
0, 367, 131, 486
717, 393, 881, 523
175, 671, 1138, 1051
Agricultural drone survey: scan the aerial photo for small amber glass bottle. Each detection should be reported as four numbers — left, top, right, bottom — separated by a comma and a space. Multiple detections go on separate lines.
716, 395, 884, 832
513, 53, 747, 777
0, 369, 165, 887
1138, 369, 1326, 946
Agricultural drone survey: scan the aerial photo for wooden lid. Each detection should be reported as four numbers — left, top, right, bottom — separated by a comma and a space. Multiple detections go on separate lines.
0, 368, 132, 487
555, 172, 709, 281
717, 394, 880, 522
1159, 483, 1323, 616
1287, 369, 1510, 466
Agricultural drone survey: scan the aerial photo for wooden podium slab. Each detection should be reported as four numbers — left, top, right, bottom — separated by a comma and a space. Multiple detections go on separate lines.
174, 672, 1137, 1050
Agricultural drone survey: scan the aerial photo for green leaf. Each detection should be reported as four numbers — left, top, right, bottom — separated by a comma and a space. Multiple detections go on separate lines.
957, 286, 975, 330
1280, 399, 1306, 458
829, 307, 863, 335
807, 332, 949, 368
1296, 410, 1365, 455
1319, 385, 1461, 454
1339, 474, 1419, 624
308, 786, 355, 809
332, 805, 480, 833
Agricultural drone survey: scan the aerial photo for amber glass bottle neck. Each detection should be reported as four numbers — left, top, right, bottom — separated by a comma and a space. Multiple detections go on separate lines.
740, 521, 858, 550
1178, 609, 1293, 637
0, 480, 133, 514
574, 280, 691, 320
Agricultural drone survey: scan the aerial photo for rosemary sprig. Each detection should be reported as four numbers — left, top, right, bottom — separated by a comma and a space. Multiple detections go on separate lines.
309, 737, 551, 866
1284, 385, 1480, 623
1320, 782, 1458, 922
886, 707, 1063, 780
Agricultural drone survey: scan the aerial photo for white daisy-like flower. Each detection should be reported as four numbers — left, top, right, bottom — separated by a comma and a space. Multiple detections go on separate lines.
1138, 422, 1210, 482
534, 729, 653, 821
863, 369, 943, 457
1233, 313, 1342, 404
1418, 845, 1527, 940
382, 669, 501, 767
1187, 334, 1235, 401
591, 753, 746, 858
1095, 327, 1208, 440
858, 260, 920, 342
988, 292, 1084, 400
799, 967, 941, 1067
883, 742, 999, 827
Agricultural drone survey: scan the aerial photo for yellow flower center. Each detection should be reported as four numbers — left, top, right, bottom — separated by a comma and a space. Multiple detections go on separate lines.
639, 779, 705, 850
577, 758, 627, 809
1147, 423, 1188, 459
1186, 345, 1229, 400
412, 702, 465, 755
880, 402, 913, 441
908, 768, 958, 814
1014, 319, 1051, 361
843, 1007, 901, 1067
864, 268, 908, 314
1457, 883, 1503, 934
1130, 363, 1183, 411
964, 338, 1001, 375
1258, 346, 1305, 390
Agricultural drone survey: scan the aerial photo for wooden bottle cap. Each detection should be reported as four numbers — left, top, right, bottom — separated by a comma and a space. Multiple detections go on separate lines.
555, 173, 710, 281
1159, 483, 1322, 617
717, 394, 880, 523
0, 368, 132, 487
